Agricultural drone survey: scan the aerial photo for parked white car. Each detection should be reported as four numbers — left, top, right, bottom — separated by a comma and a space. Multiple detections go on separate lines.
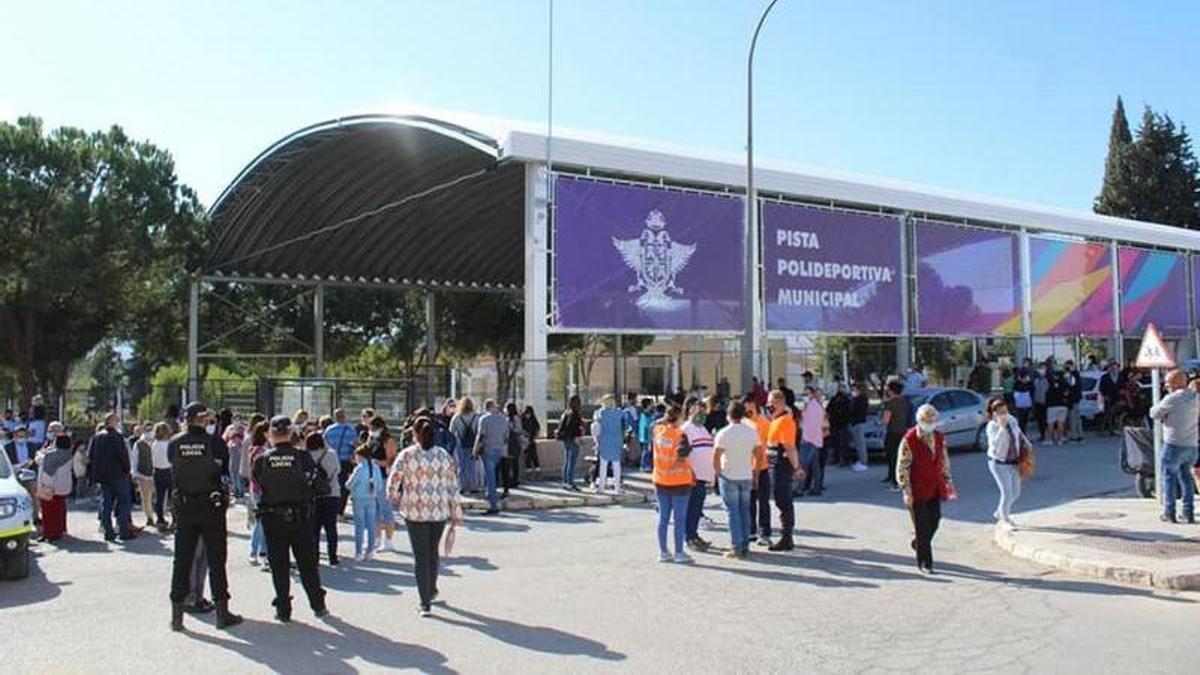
0, 450, 35, 579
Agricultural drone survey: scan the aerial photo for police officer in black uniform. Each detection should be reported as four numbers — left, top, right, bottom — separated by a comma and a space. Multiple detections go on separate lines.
168, 402, 242, 631
253, 415, 329, 622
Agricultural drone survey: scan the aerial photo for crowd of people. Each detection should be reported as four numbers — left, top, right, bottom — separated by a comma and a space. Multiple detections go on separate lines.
6, 355, 1199, 628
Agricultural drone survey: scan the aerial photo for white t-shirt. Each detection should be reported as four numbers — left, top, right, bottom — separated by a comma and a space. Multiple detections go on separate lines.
714, 422, 759, 482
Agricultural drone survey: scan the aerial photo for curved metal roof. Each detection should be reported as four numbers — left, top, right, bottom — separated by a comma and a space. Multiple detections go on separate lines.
207, 114, 525, 291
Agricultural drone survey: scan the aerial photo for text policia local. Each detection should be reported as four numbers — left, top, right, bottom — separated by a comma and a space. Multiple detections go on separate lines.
774, 229, 896, 309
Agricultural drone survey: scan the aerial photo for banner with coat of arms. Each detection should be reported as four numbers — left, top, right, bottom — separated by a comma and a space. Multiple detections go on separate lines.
553, 175, 744, 331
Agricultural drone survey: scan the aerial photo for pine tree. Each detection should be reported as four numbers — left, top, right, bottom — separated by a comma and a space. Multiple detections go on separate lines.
1125, 107, 1200, 228
1094, 97, 1134, 217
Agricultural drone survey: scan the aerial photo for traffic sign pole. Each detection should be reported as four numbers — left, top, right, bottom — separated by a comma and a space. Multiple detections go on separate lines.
1151, 367, 1162, 501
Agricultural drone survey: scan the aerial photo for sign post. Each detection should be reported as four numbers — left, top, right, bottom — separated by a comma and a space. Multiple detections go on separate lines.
1134, 322, 1175, 500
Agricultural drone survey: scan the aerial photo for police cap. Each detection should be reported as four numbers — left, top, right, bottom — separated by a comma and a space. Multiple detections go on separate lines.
269, 415, 293, 434
184, 402, 208, 420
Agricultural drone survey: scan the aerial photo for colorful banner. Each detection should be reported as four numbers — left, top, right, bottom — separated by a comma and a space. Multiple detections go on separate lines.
762, 202, 903, 333
1119, 246, 1188, 335
915, 222, 1021, 335
1029, 238, 1114, 335
553, 176, 744, 331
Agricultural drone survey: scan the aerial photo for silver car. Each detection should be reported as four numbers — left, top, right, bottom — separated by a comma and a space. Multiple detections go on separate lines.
864, 387, 988, 452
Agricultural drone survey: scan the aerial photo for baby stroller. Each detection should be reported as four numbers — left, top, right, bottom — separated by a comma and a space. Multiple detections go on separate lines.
1120, 426, 1156, 498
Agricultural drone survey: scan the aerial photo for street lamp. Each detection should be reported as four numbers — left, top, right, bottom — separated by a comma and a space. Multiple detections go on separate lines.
741, 0, 783, 395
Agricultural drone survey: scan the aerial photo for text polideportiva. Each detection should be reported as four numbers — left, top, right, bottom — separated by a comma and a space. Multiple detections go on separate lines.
774, 228, 896, 308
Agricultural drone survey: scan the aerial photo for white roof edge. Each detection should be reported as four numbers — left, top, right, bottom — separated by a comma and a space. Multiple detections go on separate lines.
340, 102, 1200, 251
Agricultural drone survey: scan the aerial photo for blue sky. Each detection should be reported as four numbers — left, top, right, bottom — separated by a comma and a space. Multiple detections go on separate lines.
3, 0, 1198, 212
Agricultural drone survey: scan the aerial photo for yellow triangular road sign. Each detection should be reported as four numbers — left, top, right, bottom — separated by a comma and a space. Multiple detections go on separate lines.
1135, 322, 1175, 369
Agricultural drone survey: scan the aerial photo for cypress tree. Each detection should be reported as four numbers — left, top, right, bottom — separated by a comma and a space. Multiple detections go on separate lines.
1125, 107, 1200, 228
1094, 96, 1134, 217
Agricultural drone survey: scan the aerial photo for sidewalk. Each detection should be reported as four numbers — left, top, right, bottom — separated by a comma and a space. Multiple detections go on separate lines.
993, 496, 1200, 590
459, 473, 655, 512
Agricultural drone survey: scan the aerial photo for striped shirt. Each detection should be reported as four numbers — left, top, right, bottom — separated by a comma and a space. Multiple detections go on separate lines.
388, 444, 464, 523
682, 420, 715, 483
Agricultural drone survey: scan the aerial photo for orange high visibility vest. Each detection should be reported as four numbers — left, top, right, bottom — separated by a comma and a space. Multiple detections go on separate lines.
652, 423, 694, 488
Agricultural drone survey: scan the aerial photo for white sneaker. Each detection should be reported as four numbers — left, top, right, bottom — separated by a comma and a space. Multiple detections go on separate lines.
851, 462, 868, 472
355, 552, 366, 562
757, 537, 774, 548
701, 516, 715, 531
1003, 518, 1018, 531
657, 552, 672, 563
673, 552, 695, 564
249, 555, 260, 566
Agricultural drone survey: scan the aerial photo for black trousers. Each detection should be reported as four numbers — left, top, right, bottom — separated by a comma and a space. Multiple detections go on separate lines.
753, 469, 772, 538
909, 497, 941, 569
769, 454, 795, 542
1033, 404, 1048, 440
523, 443, 540, 469
262, 511, 325, 610
169, 502, 229, 604
337, 461, 354, 515
498, 455, 520, 490
311, 496, 340, 562
884, 431, 903, 485
406, 520, 447, 609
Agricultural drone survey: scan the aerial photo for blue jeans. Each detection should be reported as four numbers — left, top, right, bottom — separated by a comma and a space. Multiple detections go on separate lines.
353, 498, 378, 555
685, 480, 708, 540
246, 493, 266, 556
1162, 444, 1198, 520
719, 476, 752, 552
228, 448, 244, 499
562, 439, 580, 486
483, 448, 503, 508
100, 475, 134, 538
656, 489, 690, 555
799, 442, 823, 493
988, 460, 1022, 521
639, 441, 652, 472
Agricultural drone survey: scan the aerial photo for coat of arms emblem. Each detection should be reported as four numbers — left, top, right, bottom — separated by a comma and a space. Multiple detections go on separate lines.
612, 210, 697, 311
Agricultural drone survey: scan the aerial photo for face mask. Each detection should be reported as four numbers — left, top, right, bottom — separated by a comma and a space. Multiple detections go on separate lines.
369, 430, 382, 440
691, 413, 707, 426
205, 424, 217, 435
143, 432, 154, 442
918, 421, 937, 434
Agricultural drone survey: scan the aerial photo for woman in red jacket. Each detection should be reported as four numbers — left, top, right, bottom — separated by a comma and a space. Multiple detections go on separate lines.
896, 403, 958, 574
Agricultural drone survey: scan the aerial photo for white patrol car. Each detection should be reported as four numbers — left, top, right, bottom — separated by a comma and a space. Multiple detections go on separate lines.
0, 449, 35, 579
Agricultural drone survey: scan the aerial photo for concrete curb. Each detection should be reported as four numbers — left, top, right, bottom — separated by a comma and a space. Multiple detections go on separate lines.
992, 526, 1200, 591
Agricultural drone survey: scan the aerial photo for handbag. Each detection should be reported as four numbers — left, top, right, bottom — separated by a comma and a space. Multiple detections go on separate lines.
36, 468, 56, 501
1013, 390, 1033, 409
1017, 433, 1036, 479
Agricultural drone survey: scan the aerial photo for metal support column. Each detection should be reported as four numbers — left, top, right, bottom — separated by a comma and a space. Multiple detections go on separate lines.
897, 213, 913, 371
523, 162, 550, 412
1019, 228, 1034, 361
1111, 240, 1124, 363
313, 284, 325, 379
187, 279, 199, 403
613, 334, 624, 398
425, 291, 438, 407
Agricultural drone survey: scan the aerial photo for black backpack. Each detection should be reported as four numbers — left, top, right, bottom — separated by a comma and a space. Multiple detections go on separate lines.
458, 415, 477, 450
310, 450, 332, 498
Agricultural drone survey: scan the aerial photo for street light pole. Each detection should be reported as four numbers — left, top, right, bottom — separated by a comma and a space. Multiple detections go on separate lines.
742, 0, 783, 395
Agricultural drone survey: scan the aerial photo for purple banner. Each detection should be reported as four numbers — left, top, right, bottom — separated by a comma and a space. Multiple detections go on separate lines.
763, 202, 903, 333
915, 222, 1022, 335
1119, 247, 1188, 336
553, 176, 744, 331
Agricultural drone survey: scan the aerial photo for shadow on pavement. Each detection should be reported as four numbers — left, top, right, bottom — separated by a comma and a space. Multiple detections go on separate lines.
185, 615, 455, 674
769, 543, 1197, 603
320, 558, 416, 595
433, 604, 625, 662
462, 519, 531, 534
0, 558, 69, 609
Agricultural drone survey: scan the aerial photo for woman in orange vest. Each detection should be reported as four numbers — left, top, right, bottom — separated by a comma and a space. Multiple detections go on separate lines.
652, 404, 695, 563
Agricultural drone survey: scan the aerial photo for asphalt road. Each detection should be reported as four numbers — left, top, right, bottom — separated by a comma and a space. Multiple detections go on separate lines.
2, 434, 1196, 674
